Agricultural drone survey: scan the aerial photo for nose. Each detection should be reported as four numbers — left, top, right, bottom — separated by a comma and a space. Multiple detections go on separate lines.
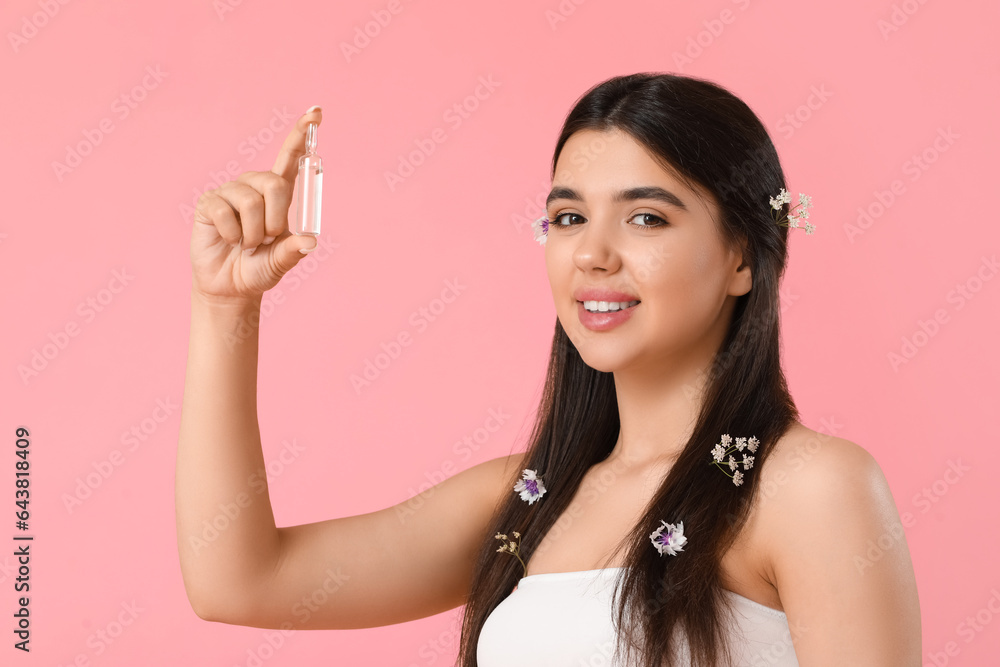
572, 212, 620, 273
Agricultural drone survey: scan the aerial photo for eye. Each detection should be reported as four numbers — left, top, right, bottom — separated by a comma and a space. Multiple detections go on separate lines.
551, 212, 585, 227
548, 211, 669, 229
628, 212, 668, 229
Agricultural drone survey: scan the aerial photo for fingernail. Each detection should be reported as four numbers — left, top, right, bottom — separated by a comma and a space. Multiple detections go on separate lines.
262, 235, 276, 245
306, 105, 322, 113
299, 245, 317, 254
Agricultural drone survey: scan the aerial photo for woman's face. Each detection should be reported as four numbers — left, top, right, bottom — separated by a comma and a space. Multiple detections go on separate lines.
544, 128, 752, 374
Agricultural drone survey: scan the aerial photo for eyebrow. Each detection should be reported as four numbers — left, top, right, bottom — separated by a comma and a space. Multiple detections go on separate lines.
545, 185, 689, 212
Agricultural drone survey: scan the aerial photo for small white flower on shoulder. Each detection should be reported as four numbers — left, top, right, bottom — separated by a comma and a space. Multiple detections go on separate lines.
735, 437, 746, 451
720, 434, 732, 446
747, 436, 759, 453
733, 470, 744, 486
711, 444, 726, 462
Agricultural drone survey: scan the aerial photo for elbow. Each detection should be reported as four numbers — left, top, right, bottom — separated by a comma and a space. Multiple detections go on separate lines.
178, 559, 270, 625
182, 582, 234, 624
185, 585, 262, 626
186, 589, 223, 623
191, 597, 246, 625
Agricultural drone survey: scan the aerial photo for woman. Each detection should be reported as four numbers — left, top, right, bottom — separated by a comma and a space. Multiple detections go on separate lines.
176, 72, 921, 666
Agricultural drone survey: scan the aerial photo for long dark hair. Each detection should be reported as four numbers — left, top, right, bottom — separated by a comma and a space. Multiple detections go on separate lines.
457, 72, 800, 667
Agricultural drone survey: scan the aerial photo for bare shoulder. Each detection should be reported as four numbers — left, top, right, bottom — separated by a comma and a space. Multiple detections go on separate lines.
757, 421, 880, 501
484, 450, 529, 488
753, 422, 922, 662
481, 451, 530, 505
755, 421, 892, 542
432, 450, 528, 508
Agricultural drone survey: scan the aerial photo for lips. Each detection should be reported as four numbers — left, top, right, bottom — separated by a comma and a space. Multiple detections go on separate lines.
573, 287, 640, 303
576, 300, 638, 332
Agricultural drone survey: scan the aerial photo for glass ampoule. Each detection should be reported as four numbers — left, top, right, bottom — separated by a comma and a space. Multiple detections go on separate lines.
294, 122, 323, 235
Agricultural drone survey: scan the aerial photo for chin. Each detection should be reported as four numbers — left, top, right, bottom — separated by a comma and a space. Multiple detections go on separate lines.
578, 356, 621, 374
565, 332, 634, 374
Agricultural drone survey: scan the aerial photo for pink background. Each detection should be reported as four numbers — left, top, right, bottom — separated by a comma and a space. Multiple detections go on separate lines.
2, 0, 998, 664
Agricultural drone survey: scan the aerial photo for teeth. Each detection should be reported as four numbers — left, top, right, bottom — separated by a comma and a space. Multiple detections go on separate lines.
583, 300, 640, 312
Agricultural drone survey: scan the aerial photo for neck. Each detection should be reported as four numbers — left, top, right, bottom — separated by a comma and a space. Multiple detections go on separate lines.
604, 305, 732, 471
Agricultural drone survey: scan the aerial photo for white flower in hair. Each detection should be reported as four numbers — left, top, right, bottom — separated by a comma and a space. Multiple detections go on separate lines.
513, 469, 547, 504
650, 520, 687, 557
531, 217, 549, 246
770, 189, 816, 235
710, 433, 760, 486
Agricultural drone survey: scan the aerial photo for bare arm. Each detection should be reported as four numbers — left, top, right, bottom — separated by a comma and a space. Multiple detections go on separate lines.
175, 289, 279, 620
176, 106, 528, 629
257, 451, 526, 630
174, 285, 528, 627
175, 295, 526, 629
762, 434, 922, 665
176, 106, 321, 618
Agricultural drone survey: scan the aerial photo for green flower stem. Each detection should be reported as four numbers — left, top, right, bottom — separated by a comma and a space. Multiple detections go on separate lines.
710, 444, 748, 478
712, 462, 736, 479
496, 534, 529, 578
513, 554, 527, 578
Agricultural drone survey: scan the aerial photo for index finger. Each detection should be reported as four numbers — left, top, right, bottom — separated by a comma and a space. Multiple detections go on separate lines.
271, 106, 323, 182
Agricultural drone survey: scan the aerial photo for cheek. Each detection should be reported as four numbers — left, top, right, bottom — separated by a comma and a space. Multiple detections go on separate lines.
545, 249, 572, 308
631, 243, 700, 293
668, 242, 724, 295
545, 242, 574, 280
634, 245, 723, 321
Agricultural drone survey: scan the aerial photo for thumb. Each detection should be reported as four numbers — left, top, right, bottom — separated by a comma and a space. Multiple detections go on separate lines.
271, 234, 318, 277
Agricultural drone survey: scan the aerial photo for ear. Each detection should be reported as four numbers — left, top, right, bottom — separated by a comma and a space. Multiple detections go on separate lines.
727, 241, 752, 297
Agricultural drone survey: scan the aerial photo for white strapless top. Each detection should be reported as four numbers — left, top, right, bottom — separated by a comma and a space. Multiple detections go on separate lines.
478, 567, 799, 667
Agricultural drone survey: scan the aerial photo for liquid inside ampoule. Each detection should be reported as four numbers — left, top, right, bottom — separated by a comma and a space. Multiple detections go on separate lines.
294, 122, 323, 235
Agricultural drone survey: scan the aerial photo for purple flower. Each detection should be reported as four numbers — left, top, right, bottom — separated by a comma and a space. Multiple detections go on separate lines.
650, 520, 687, 556
513, 469, 546, 504
531, 217, 549, 245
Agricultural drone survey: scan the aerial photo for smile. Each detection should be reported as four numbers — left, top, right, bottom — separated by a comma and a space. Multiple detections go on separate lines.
582, 300, 641, 313
577, 300, 639, 332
